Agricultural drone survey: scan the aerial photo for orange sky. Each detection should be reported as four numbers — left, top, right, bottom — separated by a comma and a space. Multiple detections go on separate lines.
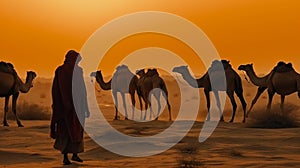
0, 0, 300, 77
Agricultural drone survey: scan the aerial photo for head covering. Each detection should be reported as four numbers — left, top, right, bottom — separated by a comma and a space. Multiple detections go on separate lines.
64, 50, 81, 65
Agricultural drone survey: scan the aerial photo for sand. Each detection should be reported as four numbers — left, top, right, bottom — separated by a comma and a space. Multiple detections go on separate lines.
0, 76, 300, 167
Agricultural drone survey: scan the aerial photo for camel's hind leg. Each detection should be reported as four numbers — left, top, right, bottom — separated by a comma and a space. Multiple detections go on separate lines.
235, 91, 247, 123
162, 90, 171, 121
213, 91, 224, 122
138, 95, 143, 120
247, 87, 267, 117
129, 92, 135, 120
227, 90, 237, 123
3, 96, 10, 126
12, 93, 23, 127
154, 92, 161, 120
112, 91, 119, 120
297, 79, 300, 98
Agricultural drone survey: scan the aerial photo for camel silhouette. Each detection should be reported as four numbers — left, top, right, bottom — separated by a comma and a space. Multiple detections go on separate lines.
173, 60, 247, 123
0, 62, 37, 127
92, 65, 138, 120
238, 63, 272, 116
136, 68, 171, 121
239, 61, 300, 114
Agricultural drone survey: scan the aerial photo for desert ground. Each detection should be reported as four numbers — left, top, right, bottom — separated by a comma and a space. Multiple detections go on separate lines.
0, 74, 300, 167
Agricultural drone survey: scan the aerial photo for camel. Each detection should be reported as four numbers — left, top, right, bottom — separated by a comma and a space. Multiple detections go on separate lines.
92, 65, 138, 120
238, 64, 272, 116
136, 68, 171, 121
265, 62, 300, 113
238, 62, 300, 114
0, 62, 37, 127
173, 60, 247, 123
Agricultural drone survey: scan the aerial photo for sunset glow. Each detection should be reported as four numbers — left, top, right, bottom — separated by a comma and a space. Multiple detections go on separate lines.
0, 0, 300, 77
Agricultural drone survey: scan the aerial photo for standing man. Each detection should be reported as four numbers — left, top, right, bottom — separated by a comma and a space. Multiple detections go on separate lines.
50, 50, 90, 165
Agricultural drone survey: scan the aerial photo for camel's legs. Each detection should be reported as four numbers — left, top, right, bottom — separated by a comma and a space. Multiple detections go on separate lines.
204, 89, 211, 121
112, 91, 119, 120
162, 91, 171, 121
138, 95, 143, 120
148, 94, 154, 120
143, 92, 149, 120
280, 95, 285, 113
267, 90, 275, 112
3, 96, 10, 126
12, 92, 23, 127
235, 90, 247, 123
213, 91, 224, 122
129, 92, 136, 120
247, 87, 267, 117
154, 92, 161, 120
121, 93, 128, 120
227, 91, 237, 123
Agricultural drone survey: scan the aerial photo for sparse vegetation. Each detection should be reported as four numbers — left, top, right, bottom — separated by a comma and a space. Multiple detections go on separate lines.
6, 100, 50, 120
177, 145, 202, 168
246, 103, 299, 128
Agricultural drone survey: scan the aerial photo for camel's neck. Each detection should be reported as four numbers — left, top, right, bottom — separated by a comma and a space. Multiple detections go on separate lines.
179, 70, 204, 88
245, 68, 269, 87
96, 74, 112, 90
18, 76, 33, 93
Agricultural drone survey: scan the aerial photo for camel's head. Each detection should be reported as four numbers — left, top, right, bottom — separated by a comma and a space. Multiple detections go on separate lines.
26, 71, 37, 87
90, 71, 97, 77
172, 65, 189, 75
238, 64, 253, 72
136, 69, 145, 77
95, 70, 103, 79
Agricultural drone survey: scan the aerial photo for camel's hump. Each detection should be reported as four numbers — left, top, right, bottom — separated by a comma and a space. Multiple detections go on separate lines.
273, 62, 294, 73
0, 61, 17, 75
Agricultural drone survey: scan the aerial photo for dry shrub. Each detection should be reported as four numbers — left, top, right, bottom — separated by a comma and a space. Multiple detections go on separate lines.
246, 103, 300, 128
6, 101, 50, 120
177, 145, 202, 168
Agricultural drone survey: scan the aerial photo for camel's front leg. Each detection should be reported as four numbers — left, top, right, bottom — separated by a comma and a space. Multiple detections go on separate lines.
12, 93, 23, 127
247, 87, 267, 117
267, 90, 275, 112
3, 96, 10, 126
121, 93, 128, 120
204, 89, 211, 121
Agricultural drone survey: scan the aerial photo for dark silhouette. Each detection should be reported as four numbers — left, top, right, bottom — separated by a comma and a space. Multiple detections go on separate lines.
136, 68, 171, 121
92, 65, 138, 120
173, 60, 247, 123
50, 50, 90, 165
0, 61, 37, 127
238, 61, 300, 115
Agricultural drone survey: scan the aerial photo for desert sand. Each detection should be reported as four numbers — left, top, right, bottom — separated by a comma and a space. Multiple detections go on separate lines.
0, 75, 300, 167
